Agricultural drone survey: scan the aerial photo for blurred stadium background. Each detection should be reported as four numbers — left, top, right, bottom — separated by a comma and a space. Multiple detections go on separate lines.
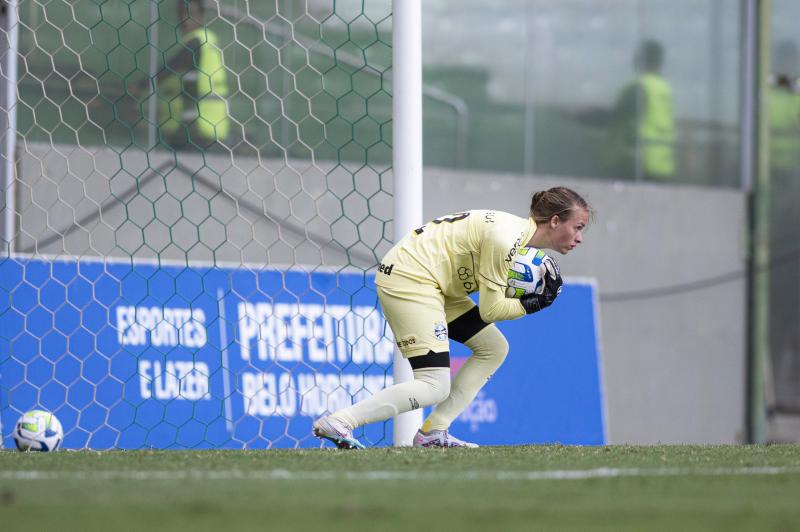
1, 0, 799, 447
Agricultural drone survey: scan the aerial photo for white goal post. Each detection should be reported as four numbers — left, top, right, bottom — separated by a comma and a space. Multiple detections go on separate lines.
390, 0, 423, 446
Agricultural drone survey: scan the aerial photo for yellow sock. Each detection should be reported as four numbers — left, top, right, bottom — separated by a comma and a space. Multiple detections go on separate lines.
422, 325, 508, 431
332, 367, 450, 429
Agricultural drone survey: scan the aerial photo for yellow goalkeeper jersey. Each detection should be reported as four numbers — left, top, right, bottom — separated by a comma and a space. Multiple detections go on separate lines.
375, 210, 535, 323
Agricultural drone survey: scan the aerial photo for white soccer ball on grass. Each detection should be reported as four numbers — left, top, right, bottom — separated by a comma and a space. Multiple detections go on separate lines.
13, 409, 64, 452
505, 246, 548, 298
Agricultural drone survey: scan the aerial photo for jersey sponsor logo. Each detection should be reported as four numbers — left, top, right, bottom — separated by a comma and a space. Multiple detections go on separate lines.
457, 266, 476, 293
378, 262, 394, 275
397, 336, 417, 348
483, 211, 496, 224
433, 321, 448, 341
505, 230, 528, 263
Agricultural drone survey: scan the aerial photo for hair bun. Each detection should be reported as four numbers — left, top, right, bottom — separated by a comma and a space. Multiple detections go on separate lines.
529, 186, 590, 224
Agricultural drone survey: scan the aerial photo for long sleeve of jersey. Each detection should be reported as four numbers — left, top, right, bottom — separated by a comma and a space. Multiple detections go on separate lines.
477, 226, 526, 323
478, 282, 525, 323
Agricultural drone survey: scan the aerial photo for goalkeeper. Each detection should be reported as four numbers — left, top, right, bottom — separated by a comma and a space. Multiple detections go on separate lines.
314, 186, 591, 448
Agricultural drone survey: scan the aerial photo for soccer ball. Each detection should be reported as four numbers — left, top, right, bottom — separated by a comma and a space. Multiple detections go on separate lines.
13, 410, 63, 452
505, 246, 547, 298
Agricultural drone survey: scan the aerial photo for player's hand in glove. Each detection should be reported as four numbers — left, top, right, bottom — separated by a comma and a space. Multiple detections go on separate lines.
520, 256, 562, 314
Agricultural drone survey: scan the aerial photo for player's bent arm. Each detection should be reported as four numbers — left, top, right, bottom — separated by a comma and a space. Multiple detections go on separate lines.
476, 223, 527, 323
478, 283, 526, 323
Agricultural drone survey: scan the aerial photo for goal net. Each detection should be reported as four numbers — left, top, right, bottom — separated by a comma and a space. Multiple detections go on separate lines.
0, 0, 398, 448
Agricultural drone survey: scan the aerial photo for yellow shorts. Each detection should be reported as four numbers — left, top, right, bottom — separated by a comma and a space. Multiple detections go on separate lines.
377, 281, 475, 358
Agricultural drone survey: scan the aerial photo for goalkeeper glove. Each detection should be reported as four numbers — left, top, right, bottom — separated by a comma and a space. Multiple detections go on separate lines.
520, 256, 563, 314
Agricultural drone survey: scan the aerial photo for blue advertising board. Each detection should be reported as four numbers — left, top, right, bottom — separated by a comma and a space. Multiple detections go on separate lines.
448, 283, 606, 445
0, 256, 605, 449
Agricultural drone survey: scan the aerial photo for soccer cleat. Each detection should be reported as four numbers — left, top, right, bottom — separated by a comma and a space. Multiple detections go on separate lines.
312, 416, 365, 450
413, 429, 479, 448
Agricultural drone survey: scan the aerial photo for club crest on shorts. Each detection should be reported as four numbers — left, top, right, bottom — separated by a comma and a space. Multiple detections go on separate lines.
433, 321, 448, 341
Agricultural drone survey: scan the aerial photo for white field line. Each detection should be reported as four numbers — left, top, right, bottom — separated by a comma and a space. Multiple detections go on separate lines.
1, 466, 799, 482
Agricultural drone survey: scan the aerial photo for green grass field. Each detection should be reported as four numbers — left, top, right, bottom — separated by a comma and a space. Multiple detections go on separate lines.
1, 444, 799, 531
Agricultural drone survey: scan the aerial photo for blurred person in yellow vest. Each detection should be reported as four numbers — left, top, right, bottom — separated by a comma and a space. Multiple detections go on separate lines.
140, 0, 230, 150
567, 40, 675, 181
769, 40, 800, 178
767, 40, 800, 392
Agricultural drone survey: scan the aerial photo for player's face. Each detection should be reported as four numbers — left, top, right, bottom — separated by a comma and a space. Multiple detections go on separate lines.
550, 207, 589, 254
